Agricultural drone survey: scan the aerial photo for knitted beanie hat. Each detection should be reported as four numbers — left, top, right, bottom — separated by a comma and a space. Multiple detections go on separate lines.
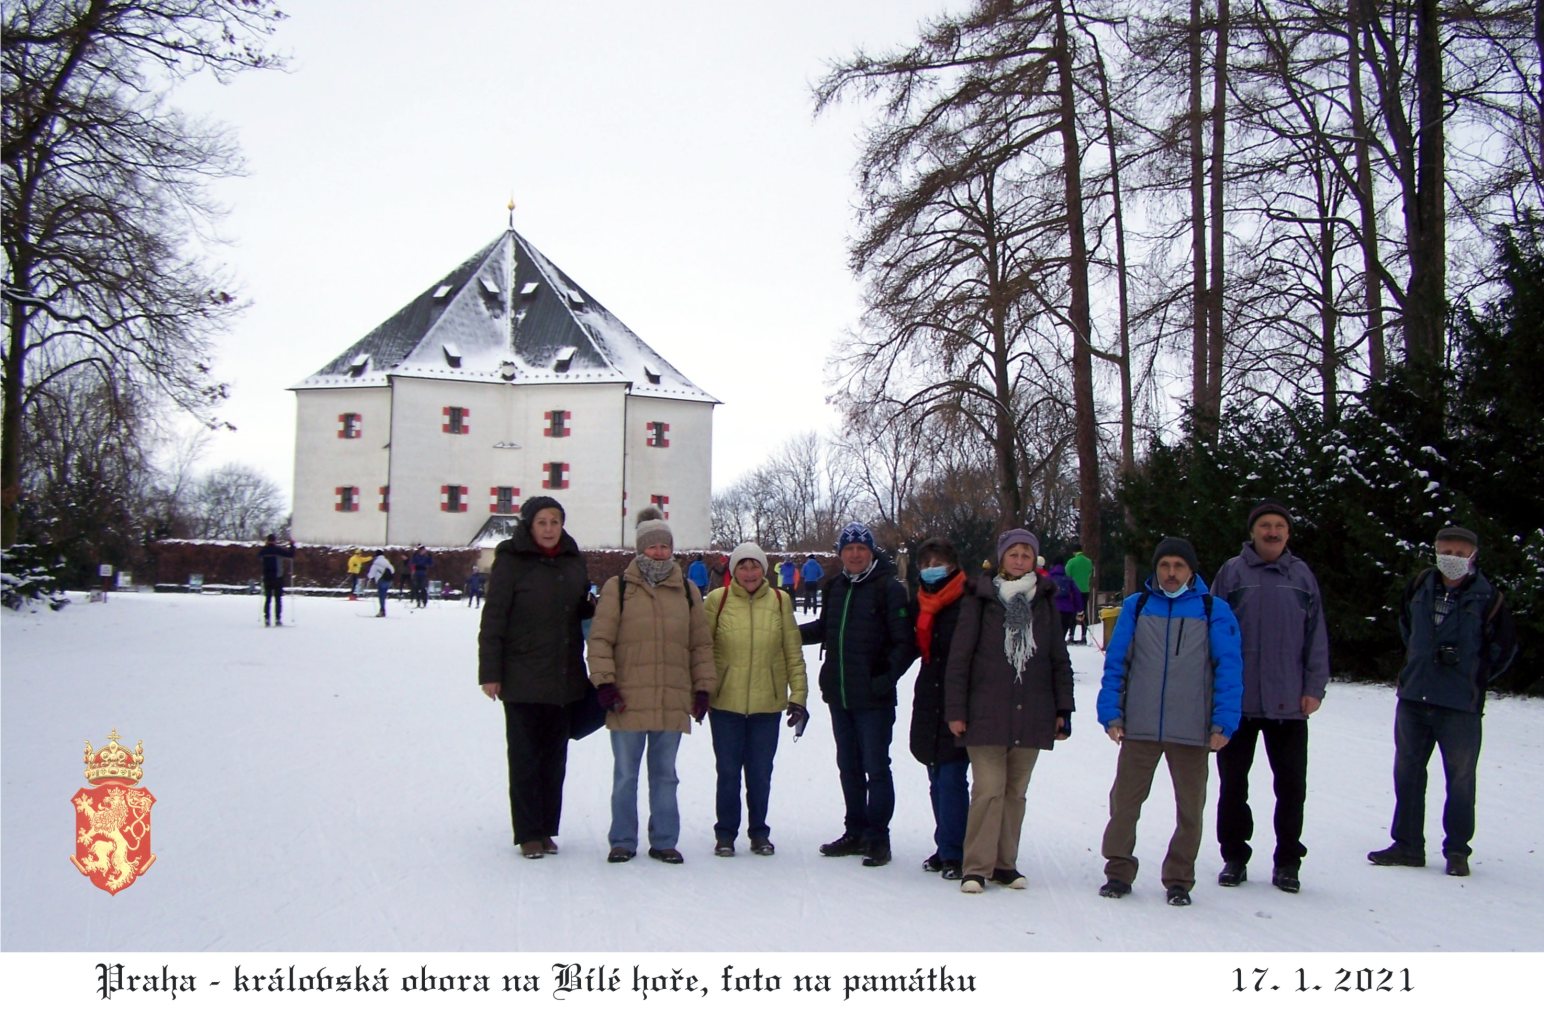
996, 528, 1040, 562
635, 504, 673, 553
837, 521, 876, 552
729, 541, 768, 576
1247, 500, 1293, 531
520, 495, 565, 528
1152, 536, 1200, 573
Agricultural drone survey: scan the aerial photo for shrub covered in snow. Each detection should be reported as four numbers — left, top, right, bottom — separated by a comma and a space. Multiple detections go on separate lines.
1, 544, 70, 613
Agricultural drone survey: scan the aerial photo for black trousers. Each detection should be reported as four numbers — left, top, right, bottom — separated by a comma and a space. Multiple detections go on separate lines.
503, 701, 571, 844
1215, 716, 1309, 869
262, 576, 285, 621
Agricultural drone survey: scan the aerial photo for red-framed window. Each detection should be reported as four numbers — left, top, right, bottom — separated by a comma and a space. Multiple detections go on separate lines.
544, 409, 571, 438
649, 494, 670, 519
379, 485, 390, 512
442, 405, 470, 434
441, 484, 469, 512
491, 486, 519, 513
335, 486, 359, 512
543, 462, 570, 490
646, 420, 670, 448
338, 412, 362, 439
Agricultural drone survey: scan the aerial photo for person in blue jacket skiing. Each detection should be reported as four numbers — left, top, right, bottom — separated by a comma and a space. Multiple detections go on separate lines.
1096, 536, 1243, 907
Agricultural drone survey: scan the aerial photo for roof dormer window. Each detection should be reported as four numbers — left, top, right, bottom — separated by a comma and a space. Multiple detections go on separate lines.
554, 347, 577, 373
347, 353, 370, 377
644, 365, 662, 385
432, 284, 453, 300
442, 342, 462, 368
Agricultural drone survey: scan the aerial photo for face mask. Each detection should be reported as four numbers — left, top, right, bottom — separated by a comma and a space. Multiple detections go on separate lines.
919, 566, 950, 584
1435, 553, 1474, 582
1162, 583, 1188, 599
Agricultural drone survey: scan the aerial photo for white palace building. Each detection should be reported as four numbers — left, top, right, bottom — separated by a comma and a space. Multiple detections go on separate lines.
289, 227, 716, 550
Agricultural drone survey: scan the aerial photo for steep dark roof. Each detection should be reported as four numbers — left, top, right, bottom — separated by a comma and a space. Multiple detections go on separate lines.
293, 230, 714, 402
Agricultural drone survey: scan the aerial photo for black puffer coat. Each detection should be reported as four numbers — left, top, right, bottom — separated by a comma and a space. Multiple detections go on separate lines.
799, 557, 915, 709
909, 584, 969, 766
477, 527, 594, 704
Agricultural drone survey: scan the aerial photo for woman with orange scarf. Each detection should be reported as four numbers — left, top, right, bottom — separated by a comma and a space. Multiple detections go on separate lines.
908, 537, 972, 880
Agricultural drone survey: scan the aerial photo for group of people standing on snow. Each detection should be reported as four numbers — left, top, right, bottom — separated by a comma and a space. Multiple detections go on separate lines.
473, 496, 1518, 905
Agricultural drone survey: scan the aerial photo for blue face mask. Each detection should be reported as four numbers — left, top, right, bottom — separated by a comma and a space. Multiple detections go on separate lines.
919, 566, 951, 585
1162, 583, 1188, 599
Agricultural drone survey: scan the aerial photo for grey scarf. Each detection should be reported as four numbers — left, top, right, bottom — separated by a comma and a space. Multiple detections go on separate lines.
996, 574, 1039, 680
636, 556, 676, 587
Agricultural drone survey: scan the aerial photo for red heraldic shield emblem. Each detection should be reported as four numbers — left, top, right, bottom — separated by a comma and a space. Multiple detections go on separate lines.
71, 730, 157, 895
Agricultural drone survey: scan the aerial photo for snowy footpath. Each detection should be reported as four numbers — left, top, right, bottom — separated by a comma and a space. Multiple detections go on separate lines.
2, 591, 1540, 1008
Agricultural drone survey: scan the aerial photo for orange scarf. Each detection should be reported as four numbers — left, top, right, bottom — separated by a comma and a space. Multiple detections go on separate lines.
915, 570, 967, 663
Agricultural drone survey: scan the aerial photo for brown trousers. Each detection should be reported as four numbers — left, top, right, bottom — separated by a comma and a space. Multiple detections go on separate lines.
963, 745, 1040, 877
1100, 739, 1210, 890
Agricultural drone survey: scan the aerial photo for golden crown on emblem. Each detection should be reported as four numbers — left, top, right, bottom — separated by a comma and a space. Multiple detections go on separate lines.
83, 729, 145, 785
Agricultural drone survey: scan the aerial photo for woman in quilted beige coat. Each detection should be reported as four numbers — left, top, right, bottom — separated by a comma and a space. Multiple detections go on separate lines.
587, 507, 715, 864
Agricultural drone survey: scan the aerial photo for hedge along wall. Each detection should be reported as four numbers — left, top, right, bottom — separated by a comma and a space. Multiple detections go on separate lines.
147, 540, 840, 595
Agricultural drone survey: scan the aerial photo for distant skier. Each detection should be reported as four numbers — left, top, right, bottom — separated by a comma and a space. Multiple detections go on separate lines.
465, 567, 486, 608
257, 534, 296, 627
409, 545, 434, 607
346, 547, 373, 601
367, 551, 395, 618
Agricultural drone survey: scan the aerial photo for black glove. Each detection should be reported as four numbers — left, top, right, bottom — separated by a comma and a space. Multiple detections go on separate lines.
691, 691, 710, 723
597, 684, 625, 713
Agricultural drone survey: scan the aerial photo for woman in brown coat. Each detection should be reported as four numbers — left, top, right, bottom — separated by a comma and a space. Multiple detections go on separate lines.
587, 507, 716, 864
944, 528, 1074, 893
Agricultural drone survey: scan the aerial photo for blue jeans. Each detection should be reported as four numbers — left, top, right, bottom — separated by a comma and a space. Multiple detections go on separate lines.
709, 709, 781, 841
376, 577, 391, 613
609, 730, 682, 851
928, 759, 970, 862
829, 705, 896, 844
1391, 699, 1483, 857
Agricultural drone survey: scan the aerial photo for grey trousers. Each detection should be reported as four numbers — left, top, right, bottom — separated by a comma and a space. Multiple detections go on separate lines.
1101, 739, 1210, 890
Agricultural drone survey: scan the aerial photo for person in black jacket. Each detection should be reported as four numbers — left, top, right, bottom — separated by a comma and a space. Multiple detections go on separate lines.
257, 534, 295, 627
909, 536, 971, 880
800, 521, 915, 867
478, 496, 595, 860
1368, 525, 1518, 877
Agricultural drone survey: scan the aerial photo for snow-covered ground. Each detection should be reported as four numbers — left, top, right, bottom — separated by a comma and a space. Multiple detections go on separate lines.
5, 590, 1540, 957
6, 590, 1537, 951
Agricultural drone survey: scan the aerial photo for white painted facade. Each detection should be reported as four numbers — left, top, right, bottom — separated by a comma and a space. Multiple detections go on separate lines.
289, 230, 715, 549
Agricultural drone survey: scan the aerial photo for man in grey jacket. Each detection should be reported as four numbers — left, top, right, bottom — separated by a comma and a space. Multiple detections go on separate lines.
1211, 501, 1330, 894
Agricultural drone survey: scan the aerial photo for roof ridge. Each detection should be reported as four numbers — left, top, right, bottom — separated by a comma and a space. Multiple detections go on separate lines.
512, 230, 622, 376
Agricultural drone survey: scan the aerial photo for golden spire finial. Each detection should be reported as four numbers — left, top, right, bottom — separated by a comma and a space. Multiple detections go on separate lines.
507, 195, 516, 230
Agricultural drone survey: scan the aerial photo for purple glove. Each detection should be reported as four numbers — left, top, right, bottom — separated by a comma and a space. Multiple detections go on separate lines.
597, 684, 625, 713
785, 702, 808, 729
691, 691, 710, 723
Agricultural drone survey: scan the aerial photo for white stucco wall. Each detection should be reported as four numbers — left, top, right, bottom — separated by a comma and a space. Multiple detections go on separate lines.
624, 395, 713, 549
291, 386, 392, 546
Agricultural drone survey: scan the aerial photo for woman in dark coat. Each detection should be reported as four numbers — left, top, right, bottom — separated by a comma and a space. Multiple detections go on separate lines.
944, 528, 1074, 893
478, 496, 594, 859
909, 537, 972, 880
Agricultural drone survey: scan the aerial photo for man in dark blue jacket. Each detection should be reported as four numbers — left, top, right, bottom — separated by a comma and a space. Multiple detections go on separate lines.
409, 545, 433, 607
257, 534, 296, 627
800, 555, 825, 611
1369, 526, 1517, 877
1211, 501, 1330, 894
800, 522, 914, 867
1097, 537, 1243, 906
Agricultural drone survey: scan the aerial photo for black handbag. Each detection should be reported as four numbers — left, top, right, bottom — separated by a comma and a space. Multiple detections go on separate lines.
568, 683, 607, 741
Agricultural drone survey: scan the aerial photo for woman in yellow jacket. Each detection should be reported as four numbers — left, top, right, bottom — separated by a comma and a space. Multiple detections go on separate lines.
704, 542, 809, 857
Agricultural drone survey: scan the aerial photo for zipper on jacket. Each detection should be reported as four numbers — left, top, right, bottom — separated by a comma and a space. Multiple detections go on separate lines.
1174, 618, 1186, 656
838, 581, 854, 709
745, 587, 756, 714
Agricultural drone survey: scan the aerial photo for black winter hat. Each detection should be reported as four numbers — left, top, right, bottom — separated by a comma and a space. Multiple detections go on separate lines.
1152, 536, 1200, 573
520, 495, 565, 528
1247, 500, 1293, 531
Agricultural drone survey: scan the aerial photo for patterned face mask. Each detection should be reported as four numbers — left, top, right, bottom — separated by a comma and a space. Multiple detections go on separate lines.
1435, 552, 1474, 582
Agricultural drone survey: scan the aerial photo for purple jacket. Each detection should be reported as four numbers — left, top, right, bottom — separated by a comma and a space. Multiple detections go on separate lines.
1209, 543, 1330, 720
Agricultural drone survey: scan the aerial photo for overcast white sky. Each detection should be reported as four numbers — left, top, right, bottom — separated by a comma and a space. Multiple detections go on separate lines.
174, 0, 957, 504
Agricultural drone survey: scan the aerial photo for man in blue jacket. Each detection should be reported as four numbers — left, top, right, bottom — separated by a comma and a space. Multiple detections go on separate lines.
1211, 501, 1330, 894
1369, 526, 1517, 877
800, 523, 914, 868
800, 555, 825, 611
1097, 537, 1243, 907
